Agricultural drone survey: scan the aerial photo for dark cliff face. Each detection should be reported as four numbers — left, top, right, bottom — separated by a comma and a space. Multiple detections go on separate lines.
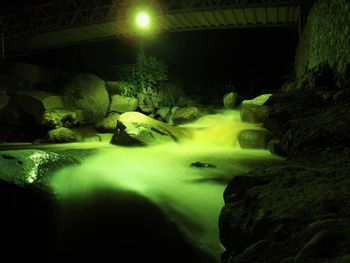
219, 0, 350, 261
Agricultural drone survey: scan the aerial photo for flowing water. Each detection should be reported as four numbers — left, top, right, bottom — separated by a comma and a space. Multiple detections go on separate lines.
1, 110, 282, 261
46, 110, 282, 262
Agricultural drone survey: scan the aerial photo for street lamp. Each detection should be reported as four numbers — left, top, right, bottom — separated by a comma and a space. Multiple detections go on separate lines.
136, 12, 150, 30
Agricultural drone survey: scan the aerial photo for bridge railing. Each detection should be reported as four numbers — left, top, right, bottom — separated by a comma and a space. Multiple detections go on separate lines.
0, 0, 300, 40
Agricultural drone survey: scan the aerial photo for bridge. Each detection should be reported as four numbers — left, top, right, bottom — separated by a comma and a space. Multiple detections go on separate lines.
0, 0, 300, 55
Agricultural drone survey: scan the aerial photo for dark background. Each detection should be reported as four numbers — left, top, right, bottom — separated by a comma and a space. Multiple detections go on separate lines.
1, 1, 298, 101
20, 27, 298, 100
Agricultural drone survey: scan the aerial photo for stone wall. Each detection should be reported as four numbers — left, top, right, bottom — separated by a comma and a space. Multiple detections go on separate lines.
296, 0, 350, 77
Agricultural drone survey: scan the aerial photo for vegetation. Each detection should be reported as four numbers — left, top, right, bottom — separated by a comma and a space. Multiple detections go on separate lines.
115, 50, 168, 98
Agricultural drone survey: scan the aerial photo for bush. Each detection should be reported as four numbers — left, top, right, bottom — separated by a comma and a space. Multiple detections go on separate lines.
115, 51, 168, 97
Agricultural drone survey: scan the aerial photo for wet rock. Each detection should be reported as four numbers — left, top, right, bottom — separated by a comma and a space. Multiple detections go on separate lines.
267, 138, 285, 156
47, 127, 78, 143
111, 111, 188, 146
173, 106, 200, 124
108, 94, 138, 113
240, 94, 272, 123
223, 92, 239, 109
190, 162, 216, 168
0, 149, 78, 188
94, 112, 120, 133
0, 149, 79, 260
63, 73, 109, 124
238, 129, 273, 149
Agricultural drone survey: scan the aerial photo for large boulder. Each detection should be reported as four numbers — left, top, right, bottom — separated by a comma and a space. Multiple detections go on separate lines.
238, 129, 273, 149
220, 150, 350, 263
94, 112, 120, 133
172, 106, 200, 125
240, 94, 272, 123
63, 73, 109, 124
264, 90, 350, 156
223, 92, 239, 109
15, 90, 65, 123
13, 90, 85, 130
108, 95, 138, 113
47, 127, 78, 143
111, 112, 188, 146
0, 94, 48, 142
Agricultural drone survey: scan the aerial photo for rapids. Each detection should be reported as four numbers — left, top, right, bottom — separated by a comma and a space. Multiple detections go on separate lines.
0, 110, 282, 261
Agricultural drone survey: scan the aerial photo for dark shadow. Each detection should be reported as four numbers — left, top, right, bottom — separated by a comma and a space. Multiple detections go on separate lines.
54, 187, 217, 263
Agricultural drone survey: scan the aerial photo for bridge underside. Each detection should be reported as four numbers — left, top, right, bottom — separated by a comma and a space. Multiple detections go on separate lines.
6, 5, 299, 55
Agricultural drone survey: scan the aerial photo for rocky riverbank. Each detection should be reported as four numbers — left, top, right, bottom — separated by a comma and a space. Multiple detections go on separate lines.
219, 68, 350, 263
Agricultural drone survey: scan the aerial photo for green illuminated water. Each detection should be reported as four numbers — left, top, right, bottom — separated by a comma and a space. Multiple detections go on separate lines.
49, 110, 282, 261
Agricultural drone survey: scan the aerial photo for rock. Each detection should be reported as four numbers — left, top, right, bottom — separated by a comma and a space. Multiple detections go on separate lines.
111, 112, 188, 146
63, 73, 109, 124
15, 90, 65, 123
0, 96, 49, 142
172, 106, 200, 124
240, 94, 272, 123
264, 91, 350, 156
230, 240, 269, 263
0, 148, 80, 261
108, 94, 138, 113
220, 150, 350, 263
190, 162, 216, 168
333, 88, 350, 104
295, 63, 336, 90
47, 127, 78, 143
267, 138, 285, 156
0, 149, 78, 188
238, 129, 273, 149
105, 81, 134, 95
223, 92, 239, 109
42, 109, 83, 129
94, 112, 120, 133
155, 107, 172, 123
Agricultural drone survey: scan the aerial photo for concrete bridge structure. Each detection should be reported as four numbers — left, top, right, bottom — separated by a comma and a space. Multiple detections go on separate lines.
0, 0, 300, 55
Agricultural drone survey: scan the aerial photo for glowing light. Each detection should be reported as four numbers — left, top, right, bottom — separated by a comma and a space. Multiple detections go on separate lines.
136, 12, 150, 29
